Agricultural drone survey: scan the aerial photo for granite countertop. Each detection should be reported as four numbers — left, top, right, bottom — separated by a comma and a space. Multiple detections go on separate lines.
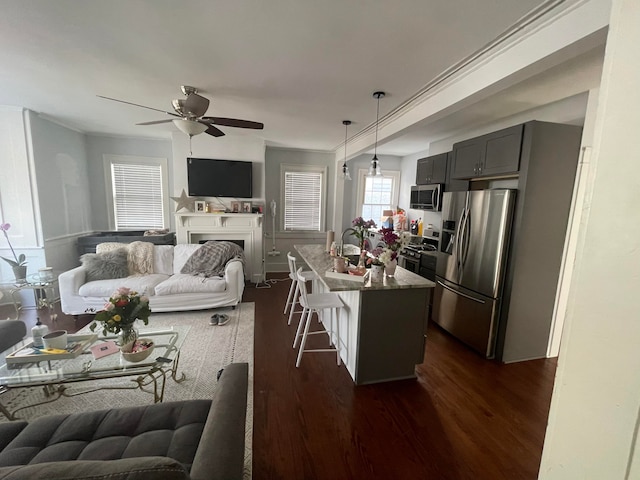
294, 244, 435, 292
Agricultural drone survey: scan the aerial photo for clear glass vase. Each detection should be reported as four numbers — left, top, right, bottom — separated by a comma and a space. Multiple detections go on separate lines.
118, 324, 138, 352
385, 259, 397, 277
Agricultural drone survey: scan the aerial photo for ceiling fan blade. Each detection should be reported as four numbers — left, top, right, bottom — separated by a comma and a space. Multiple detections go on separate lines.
136, 119, 174, 125
201, 117, 264, 130
97, 95, 181, 117
203, 123, 225, 137
183, 93, 210, 117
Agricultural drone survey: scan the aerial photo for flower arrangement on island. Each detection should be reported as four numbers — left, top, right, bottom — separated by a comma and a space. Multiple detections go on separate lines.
89, 287, 151, 340
0, 222, 27, 268
378, 227, 410, 264
345, 217, 377, 250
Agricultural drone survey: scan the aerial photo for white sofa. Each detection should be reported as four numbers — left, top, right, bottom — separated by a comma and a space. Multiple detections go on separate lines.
59, 244, 245, 315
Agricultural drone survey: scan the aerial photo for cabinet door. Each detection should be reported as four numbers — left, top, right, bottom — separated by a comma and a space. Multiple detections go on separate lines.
430, 153, 447, 183
416, 157, 432, 184
452, 139, 483, 179
481, 124, 523, 176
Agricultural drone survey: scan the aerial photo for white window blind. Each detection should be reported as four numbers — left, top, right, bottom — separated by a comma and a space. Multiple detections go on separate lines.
111, 162, 165, 230
284, 171, 322, 231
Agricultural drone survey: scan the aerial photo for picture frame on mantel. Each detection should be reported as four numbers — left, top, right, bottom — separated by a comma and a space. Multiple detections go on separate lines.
231, 202, 240, 213
242, 202, 252, 213
194, 200, 206, 213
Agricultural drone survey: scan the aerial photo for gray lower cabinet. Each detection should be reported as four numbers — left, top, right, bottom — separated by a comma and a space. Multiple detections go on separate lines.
452, 124, 523, 179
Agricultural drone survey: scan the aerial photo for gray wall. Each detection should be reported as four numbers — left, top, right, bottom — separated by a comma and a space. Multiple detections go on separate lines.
85, 134, 173, 231
264, 147, 335, 271
29, 113, 92, 240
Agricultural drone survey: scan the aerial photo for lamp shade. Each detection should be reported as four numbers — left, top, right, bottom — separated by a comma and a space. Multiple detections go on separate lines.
173, 119, 208, 136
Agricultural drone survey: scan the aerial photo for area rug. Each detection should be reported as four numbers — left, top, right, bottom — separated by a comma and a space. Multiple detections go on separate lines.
0, 303, 255, 479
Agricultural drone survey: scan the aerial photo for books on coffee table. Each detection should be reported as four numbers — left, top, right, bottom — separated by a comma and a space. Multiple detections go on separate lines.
5, 334, 98, 365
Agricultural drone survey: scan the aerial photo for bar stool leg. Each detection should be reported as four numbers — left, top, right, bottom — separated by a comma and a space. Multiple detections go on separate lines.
296, 307, 317, 368
284, 278, 295, 314
287, 281, 301, 326
293, 306, 309, 349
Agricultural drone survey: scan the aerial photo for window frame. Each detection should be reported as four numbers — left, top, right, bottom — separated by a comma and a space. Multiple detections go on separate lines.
280, 163, 327, 232
355, 168, 401, 224
103, 154, 170, 231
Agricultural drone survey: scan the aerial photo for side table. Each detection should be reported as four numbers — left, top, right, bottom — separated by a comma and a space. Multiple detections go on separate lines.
0, 272, 61, 321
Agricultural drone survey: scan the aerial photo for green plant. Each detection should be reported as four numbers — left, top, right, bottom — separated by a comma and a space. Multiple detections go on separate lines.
345, 217, 377, 250
89, 287, 151, 336
0, 223, 27, 267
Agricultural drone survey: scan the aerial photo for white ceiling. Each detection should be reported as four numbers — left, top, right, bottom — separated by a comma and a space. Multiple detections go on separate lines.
0, 0, 602, 156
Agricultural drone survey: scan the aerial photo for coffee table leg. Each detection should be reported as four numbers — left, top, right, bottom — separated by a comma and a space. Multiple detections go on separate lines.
170, 351, 186, 383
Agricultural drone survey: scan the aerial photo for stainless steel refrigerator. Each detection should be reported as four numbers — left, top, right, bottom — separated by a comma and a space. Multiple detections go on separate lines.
432, 189, 516, 358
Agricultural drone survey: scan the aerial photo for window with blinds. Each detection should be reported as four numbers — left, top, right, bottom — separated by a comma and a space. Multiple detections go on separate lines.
283, 169, 324, 231
111, 162, 165, 230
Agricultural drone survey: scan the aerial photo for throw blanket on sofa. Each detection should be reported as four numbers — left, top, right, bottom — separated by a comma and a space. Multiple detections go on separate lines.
96, 241, 155, 275
181, 241, 245, 277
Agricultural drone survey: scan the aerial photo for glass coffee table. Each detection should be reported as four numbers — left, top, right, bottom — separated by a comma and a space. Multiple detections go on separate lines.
0, 271, 62, 321
0, 325, 190, 420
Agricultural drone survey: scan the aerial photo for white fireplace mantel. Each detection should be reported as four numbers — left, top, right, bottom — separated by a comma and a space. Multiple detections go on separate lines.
175, 212, 263, 283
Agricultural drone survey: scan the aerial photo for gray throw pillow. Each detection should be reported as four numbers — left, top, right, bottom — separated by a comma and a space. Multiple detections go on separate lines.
80, 248, 129, 282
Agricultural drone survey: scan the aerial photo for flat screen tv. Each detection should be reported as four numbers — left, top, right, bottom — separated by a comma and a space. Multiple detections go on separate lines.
187, 158, 253, 198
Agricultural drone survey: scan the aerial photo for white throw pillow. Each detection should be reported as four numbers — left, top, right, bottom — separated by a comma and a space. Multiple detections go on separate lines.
154, 274, 226, 295
153, 245, 174, 275
173, 244, 202, 273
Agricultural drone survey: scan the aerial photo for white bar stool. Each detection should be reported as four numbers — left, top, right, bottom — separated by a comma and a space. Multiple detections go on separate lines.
284, 252, 317, 326
293, 267, 345, 367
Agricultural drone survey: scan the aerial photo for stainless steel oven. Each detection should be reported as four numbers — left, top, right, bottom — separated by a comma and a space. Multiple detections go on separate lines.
399, 252, 420, 274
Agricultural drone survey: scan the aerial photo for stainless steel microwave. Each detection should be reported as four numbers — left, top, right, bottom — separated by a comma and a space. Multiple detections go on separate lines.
410, 184, 443, 211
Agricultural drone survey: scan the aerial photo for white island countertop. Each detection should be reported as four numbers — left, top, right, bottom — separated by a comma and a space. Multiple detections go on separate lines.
295, 244, 435, 292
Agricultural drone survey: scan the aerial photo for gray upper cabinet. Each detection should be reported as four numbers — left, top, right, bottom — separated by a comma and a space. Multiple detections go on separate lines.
452, 124, 524, 179
416, 153, 447, 185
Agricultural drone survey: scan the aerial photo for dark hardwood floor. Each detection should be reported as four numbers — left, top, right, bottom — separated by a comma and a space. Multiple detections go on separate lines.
3, 276, 557, 479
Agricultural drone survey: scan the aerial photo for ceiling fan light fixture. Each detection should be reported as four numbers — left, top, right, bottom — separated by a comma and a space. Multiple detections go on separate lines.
342, 120, 352, 181
172, 118, 208, 136
367, 91, 385, 177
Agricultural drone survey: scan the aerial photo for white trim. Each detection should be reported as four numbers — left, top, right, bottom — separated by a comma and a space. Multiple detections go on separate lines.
355, 168, 401, 221
279, 163, 328, 232
102, 154, 170, 230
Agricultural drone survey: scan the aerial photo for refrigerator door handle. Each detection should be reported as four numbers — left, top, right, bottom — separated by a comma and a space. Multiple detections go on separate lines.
462, 207, 471, 266
457, 208, 469, 269
455, 208, 466, 271
437, 280, 486, 304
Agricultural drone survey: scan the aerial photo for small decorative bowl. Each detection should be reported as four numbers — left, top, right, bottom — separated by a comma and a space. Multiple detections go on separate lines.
121, 338, 155, 363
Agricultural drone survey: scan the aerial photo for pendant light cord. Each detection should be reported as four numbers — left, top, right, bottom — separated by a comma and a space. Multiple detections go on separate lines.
374, 95, 380, 158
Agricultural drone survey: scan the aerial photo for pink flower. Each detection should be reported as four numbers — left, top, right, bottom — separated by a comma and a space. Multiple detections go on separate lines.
117, 287, 131, 296
104, 302, 115, 311
140, 295, 149, 304
0, 223, 10, 231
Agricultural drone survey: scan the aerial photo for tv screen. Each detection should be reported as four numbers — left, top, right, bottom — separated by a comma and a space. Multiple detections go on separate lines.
187, 158, 253, 198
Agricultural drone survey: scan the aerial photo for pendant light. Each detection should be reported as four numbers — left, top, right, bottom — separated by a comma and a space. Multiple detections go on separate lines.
368, 91, 385, 177
341, 120, 352, 181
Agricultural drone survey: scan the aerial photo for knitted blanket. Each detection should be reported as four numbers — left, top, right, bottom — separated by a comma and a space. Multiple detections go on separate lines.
181, 241, 245, 277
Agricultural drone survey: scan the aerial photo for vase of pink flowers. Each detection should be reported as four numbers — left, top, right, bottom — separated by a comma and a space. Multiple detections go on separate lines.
378, 227, 410, 277
346, 217, 377, 251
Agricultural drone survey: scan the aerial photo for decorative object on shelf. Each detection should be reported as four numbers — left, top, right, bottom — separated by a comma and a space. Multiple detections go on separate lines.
1, 222, 27, 281
341, 120, 352, 180
89, 287, 151, 352
345, 217, 377, 251
367, 91, 385, 177
170, 189, 195, 212
194, 200, 207, 212
242, 202, 252, 213
231, 201, 240, 213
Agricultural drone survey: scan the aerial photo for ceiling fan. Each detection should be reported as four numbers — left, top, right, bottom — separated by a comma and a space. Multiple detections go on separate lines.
97, 85, 264, 137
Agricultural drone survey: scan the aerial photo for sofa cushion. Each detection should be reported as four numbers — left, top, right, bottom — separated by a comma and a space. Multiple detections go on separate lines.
80, 249, 129, 282
153, 245, 174, 276
0, 457, 189, 480
173, 244, 203, 273
78, 274, 170, 297
154, 274, 226, 296
0, 400, 211, 471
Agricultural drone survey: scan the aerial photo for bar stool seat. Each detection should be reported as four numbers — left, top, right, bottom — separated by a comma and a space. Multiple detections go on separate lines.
284, 252, 317, 325
293, 267, 345, 367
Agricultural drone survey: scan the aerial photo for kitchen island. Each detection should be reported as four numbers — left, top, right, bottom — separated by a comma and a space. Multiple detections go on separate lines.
295, 244, 435, 384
